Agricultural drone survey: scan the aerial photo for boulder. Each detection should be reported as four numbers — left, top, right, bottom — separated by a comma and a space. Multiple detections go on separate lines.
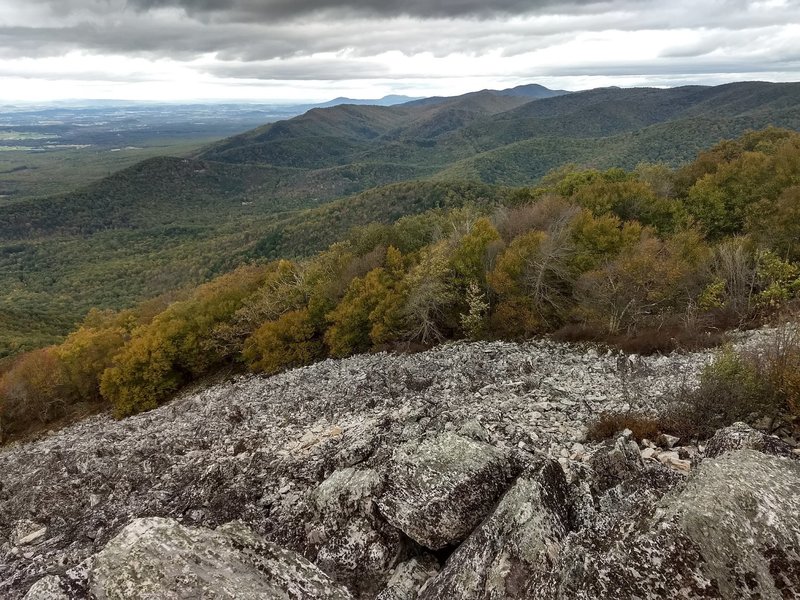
588, 435, 644, 494
376, 556, 439, 600
704, 421, 796, 459
556, 449, 800, 599
89, 517, 353, 600
377, 432, 518, 550
418, 459, 569, 599
21, 577, 69, 600
312, 468, 404, 598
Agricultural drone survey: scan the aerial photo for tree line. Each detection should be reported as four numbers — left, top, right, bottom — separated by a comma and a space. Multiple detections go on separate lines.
2, 128, 799, 442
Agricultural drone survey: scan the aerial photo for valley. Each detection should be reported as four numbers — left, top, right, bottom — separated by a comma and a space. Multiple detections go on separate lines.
1, 81, 799, 356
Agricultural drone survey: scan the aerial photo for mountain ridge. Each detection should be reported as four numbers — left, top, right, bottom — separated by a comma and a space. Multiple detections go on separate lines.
0, 81, 798, 355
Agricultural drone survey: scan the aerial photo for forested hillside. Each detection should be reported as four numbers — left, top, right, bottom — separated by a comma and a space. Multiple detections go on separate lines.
1, 82, 799, 357
3, 128, 800, 442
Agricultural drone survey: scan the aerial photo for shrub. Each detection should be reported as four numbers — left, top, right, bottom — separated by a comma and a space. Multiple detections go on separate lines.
242, 309, 324, 375
460, 281, 490, 340
664, 326, 800, 438
0, 347, 70, 441
56, 309, 133, 403
100, 265, 267, 417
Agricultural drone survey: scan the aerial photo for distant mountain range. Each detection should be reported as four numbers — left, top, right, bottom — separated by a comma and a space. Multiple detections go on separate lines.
1, 81, 798, 355
312, 95, 423, 108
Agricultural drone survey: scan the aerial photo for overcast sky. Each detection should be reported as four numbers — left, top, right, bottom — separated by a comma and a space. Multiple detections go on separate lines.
0, 0, 798, 101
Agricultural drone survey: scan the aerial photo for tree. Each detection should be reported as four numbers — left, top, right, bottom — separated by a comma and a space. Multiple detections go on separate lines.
0, 347, 69, 439
489, 229, 572, 335
574, 232, 708, 334
324, 247, 408, 357
242, 310, 324, 374
56, 309, 133, 403
460, 281, 490, 340
401, 241, 458, 345
748, 185, 800, 261
99, 265, 267, 417
449, 217, 501, 286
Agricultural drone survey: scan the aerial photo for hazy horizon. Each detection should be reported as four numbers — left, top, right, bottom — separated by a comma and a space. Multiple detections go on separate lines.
1, 78, 797, 106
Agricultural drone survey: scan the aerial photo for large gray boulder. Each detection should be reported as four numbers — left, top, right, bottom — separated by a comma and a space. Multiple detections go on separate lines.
312, 467, 405, 599
88, 517, 352, 600
704, 422, 796, 459
376, 432, 518, 550
21, 576, 70, 600
418, 458, 569, 599
557, 449, 800, 599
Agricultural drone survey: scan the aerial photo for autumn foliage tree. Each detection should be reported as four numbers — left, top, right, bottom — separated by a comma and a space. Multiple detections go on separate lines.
5, 129, 800, 437
100, 265, 267, 417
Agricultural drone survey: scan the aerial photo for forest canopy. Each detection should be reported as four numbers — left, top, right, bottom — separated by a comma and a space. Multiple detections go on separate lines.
2, 128, 800, 441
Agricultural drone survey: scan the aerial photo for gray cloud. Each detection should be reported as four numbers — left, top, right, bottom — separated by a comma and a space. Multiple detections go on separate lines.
0, 0, 798, 97
34, 0, 612, 21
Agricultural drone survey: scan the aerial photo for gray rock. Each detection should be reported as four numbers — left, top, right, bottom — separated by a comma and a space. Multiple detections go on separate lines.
11, 521, 47, 546
656, 450, 692, 473
418, 458, 569, 599
556, 449, 800, 599
89, 517, 353, 599
588, 435, 644, 494
704, 422, 797, 459
21, 576, 69, 600
313, 467, 383, 517
656, 433, 680, 448
376, 556, 439, 600
312, 468, 404, 598
315, 516, 404, 599
377, 432, 517, 550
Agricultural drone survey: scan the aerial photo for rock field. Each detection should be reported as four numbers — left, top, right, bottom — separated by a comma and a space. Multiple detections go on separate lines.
1, 330, 799, 599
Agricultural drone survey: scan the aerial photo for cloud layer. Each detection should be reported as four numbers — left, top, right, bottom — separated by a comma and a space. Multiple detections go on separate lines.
0, 0, 798, 100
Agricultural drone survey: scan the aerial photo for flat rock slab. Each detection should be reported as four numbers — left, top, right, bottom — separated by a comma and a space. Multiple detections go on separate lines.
89, 517, 353, 600
377, 432, 517, 550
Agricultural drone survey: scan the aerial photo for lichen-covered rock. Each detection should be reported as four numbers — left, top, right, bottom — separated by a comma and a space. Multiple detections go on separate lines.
315, 517, 404, 599
376, 556, 439, 600
89, 517, 353, 599
555, 449, 800, 599
588, 435, 644, 494
704, 422, 796, 459
418, 459, 569, 599
11, 521, 47, 547
314, 468, 383, 516
312, 468, 404, 598
21, 576, 70, 600
377, 432, 518, 550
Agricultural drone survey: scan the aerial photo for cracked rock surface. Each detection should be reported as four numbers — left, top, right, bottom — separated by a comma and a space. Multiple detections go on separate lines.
2, 331, 799, 599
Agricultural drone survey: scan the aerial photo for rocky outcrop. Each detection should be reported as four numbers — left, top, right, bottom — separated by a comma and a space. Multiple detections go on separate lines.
375, 556, 439, 600
551, 447, 800, 599
28, 517, 354, 600
415, 424, 800, 599
376, 432, 518, 549
704, 421, 798, 459
418, 458, 569, 599
3, 333, 800, 599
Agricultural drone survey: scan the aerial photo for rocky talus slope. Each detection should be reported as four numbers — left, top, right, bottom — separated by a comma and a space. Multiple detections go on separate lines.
1, 334, 799, 599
